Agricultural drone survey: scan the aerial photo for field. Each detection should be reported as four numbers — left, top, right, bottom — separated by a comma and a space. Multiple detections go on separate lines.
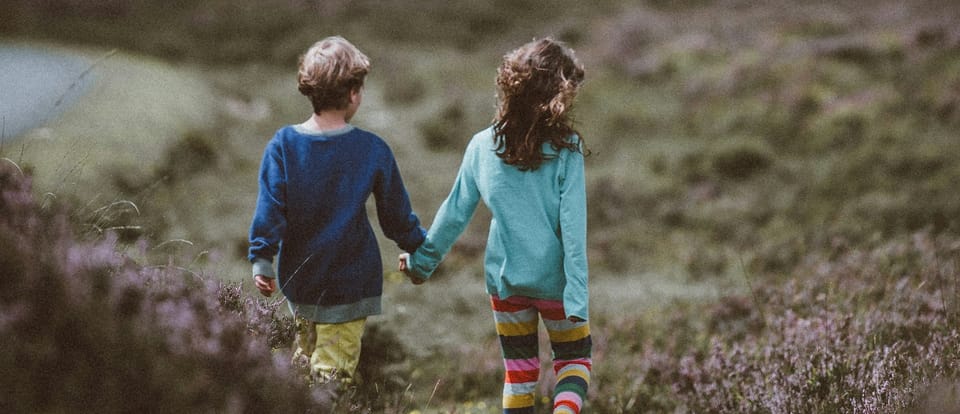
3, 0, 960, 412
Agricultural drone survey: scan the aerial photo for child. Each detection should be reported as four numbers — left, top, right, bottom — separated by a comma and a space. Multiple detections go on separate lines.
401, 38, 591, 414
248, 36, 426, 387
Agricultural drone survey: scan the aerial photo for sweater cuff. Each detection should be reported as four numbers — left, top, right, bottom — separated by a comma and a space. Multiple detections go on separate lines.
407, 248, 438, 280
251, 258, 276, 279
398, 227, 427, 254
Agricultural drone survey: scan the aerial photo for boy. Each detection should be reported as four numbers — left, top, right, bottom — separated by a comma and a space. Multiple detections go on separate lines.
248, 36, 425, 386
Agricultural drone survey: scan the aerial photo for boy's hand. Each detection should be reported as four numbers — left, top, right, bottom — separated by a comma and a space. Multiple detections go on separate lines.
398, 253, 426, 285
254, 275, 277, 297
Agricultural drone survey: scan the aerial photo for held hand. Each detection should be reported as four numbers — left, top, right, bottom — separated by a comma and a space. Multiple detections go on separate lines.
567, 316, 585, 323
398, 253, 426, 285
398, 253, 410, 272
254, 275, 277, 297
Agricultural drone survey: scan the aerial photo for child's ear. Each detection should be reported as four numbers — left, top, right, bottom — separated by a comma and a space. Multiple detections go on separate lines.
350, 87, 362, 104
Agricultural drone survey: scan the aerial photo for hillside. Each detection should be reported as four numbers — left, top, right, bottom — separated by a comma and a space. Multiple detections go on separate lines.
3, 0, 960, 412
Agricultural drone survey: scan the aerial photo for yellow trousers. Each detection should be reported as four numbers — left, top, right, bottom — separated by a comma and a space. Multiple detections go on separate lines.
292, 316, 366, 384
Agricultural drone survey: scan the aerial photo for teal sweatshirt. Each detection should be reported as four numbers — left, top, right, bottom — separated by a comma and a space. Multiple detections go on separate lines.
407, 126, 589, 320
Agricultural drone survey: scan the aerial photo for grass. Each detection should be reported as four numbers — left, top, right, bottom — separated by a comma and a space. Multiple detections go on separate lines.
9, 43, 220, 196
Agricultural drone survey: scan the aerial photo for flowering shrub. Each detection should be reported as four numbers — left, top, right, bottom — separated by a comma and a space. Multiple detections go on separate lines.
0, 161, 326, 413
216, 281, 296, 350
593, 232, 960, 413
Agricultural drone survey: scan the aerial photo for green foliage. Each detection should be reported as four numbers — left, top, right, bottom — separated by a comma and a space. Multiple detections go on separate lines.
705, 140, 774, 181
381, 70, 428, 106
156, 130, 218, 182
418, 101, 467, 152
1, 0, 611, 63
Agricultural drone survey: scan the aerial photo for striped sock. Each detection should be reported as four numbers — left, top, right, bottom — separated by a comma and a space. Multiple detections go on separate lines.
553, 363, 589, 414
492, 295, 592, 414
492, 296, 540, 413
544, 313, 592, 414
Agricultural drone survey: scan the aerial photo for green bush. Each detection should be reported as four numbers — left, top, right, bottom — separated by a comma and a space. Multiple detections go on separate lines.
418, 102, 466, 151
156, 130, 218, 182
709, 142, 773, 181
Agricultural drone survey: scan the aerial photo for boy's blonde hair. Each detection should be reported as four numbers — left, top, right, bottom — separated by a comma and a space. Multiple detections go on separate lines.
297, 36, 370, 113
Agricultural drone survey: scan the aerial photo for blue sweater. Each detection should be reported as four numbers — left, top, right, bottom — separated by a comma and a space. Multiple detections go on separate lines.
248, 124, 425, 323
407, 126, 589, 320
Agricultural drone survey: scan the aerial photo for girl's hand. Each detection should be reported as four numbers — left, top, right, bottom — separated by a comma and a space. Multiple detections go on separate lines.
398, 253, 426, 285
398, 253, 410, 272
568, 316, 585, 323
254, 275, 277, 297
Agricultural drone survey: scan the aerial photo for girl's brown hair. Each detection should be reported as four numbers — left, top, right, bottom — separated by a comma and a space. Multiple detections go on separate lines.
493, 38, 586, 171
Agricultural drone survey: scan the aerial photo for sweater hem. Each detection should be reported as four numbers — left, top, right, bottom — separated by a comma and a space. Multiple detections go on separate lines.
289, 296, 381, 324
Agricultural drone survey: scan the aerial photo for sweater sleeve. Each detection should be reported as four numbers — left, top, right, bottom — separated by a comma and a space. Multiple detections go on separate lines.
248, 139, 286, 279
407, 142, 481, 279
559, 146, 589, 321
374, 150, 426, 253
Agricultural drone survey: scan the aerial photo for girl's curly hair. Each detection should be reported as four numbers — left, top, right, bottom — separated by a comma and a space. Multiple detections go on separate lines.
493, 38, 586, 171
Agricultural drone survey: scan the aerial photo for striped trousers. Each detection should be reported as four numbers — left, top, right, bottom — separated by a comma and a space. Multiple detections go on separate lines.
491, 295, 592, 414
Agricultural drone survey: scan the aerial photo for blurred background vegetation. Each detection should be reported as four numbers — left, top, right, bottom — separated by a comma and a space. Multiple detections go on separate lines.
3, 0, 960, 412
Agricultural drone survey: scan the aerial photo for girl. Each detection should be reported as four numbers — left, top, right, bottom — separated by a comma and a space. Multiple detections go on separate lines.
401, 38, 590, 414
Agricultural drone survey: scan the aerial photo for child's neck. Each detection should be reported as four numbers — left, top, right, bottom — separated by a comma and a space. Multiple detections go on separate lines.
303, 111, 349, 132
